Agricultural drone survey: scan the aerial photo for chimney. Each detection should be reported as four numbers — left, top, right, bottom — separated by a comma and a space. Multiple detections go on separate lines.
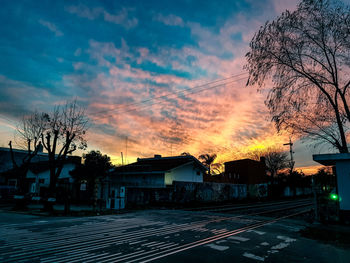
154, 154, 162, 159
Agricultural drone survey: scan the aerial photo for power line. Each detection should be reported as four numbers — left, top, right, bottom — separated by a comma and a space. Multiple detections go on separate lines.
88, 72, 248, 117
88, 75, 248, 152
90, 75, 248, 118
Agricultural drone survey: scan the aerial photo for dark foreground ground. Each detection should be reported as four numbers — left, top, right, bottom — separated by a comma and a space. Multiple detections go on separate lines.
0, 203, 349, 263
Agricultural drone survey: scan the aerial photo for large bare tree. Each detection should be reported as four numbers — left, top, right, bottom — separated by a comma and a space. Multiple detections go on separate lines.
246, 148, 289, 177
8, 112, 47, 193
13, 100, 88, 198
245, 0, 350, 153
40, 101, 88, 195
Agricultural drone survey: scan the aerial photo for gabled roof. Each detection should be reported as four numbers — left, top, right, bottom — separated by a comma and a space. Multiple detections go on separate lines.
112, 155, 208, 174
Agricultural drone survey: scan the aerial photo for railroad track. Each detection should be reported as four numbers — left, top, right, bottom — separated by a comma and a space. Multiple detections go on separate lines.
0, 201, 313, 263
186, 198, 313, 213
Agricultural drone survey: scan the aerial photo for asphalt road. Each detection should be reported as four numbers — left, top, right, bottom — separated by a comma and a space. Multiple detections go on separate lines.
0, 202, 349, 262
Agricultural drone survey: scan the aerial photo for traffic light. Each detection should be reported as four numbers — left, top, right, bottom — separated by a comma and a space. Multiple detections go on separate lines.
329, 193, 339, 201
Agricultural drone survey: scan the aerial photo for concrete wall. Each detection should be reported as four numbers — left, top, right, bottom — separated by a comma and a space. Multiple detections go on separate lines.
247, 183, 268, 198
125, 181, 247, 206
126, 187, 172, 205
283, 186, 312, 197
165, 163, 203, 185
172, 181, 247, 203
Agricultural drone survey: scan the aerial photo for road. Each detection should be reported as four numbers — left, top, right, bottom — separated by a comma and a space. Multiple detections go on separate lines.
0, 198, 349, 262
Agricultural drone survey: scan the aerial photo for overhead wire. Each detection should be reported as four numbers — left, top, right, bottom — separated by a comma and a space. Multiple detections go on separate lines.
88, 73, 248, 118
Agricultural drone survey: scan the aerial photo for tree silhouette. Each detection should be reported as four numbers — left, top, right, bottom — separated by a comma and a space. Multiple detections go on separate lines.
246, 0, 350, 153
246, 147, 289, 177
15, 100, 88, 210
71, 150, 112, 208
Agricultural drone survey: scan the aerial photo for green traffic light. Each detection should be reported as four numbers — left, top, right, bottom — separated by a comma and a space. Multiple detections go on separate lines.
330, 193, 338, 200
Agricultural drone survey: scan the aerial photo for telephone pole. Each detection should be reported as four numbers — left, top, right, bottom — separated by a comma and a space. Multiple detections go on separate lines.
283, 138, 295, 174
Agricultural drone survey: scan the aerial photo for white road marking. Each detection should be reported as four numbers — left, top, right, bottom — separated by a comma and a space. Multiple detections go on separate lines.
228, 236, 250, 242
270, 236, 296, 251
205, 244, 230, 251
271, 242, 290, 250
247, 230, 266, 235
243, 252, 265, 261
1, 207, 309, 263
277, 235, 296, 242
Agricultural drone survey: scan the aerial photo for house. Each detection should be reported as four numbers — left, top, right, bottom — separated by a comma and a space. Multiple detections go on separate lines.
0, 147, 81, 197
104, 154, 208, 209
26, 156, 81, 195
205, 157, 267, 185
108, 154, 207, 188
203, 157, 268, 198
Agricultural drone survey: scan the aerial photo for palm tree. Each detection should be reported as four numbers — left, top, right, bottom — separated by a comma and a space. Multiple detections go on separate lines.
198, 154, 217, 175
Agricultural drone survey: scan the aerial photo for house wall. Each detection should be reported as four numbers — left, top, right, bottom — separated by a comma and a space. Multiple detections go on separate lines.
110, 173, 165, 188
224, 160, 267, 184
26, 163, 76, 188
164, 163, 203, 185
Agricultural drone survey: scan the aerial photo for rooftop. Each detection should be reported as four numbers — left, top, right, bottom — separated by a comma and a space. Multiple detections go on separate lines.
313, 153, 350, 166
113, 155, 208, 174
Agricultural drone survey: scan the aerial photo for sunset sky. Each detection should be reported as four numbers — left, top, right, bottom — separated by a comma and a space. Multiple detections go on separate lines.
1, 0, 345, 173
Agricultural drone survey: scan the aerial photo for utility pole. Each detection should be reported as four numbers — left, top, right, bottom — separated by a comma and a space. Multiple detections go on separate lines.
284, 138, 295, 197
121, 152, 124, 166
283, 138, 295, 174
125, 136, 128, 164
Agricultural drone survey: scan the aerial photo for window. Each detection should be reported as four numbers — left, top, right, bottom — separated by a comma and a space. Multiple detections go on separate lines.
196, 171, 200, 176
